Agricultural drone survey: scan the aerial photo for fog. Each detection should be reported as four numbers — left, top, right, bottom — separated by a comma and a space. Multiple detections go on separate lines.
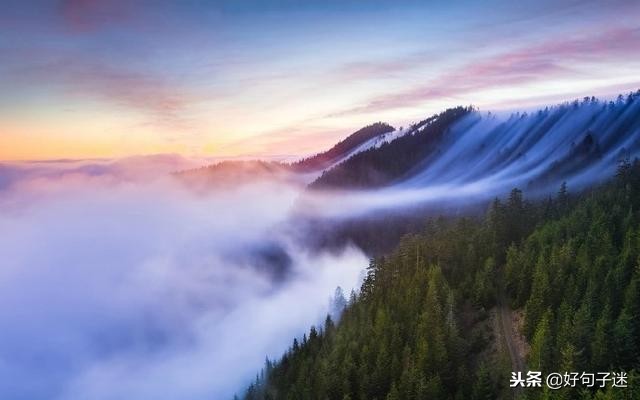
0, 165, 367, 400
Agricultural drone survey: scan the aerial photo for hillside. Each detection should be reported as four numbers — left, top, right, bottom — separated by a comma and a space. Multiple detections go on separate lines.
309, 107, 472, 189
311, 92, 640, 193
174, 160, 292, 188
176, 91, 640, 198
240, 161, 640, 400
291, 123, 395, 172
174, 123, 397, 186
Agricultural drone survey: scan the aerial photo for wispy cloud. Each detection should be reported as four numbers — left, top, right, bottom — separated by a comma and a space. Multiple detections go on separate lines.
330, 51, 437, 81
333, 26, 640, 116
1, 45, 202, 131
2, 1, 640, 159
59, 0, 132, 33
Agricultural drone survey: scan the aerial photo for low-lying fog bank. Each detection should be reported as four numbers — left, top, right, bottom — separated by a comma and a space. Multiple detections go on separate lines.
0, 166, 366, 400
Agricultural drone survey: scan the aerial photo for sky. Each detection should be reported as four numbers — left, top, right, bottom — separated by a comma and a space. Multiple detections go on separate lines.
1, 0, 640, 161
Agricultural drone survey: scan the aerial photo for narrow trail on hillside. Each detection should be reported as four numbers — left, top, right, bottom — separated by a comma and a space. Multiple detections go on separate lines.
497, 291, 525, 399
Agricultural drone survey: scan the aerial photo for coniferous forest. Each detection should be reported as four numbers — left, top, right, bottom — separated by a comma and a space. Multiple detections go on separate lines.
240, 160, 640, 400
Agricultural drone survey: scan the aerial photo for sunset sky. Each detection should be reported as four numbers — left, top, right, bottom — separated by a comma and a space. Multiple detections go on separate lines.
1, 0, 640, 161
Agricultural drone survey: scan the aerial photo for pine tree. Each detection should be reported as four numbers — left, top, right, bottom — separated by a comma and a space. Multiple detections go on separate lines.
525, 257, 550, 338
613, 307, 638, 367
472, 362, 494, 400
557, 181, 569, 213
386, 383, 400, 400
529, 310, 554, 372
591, 304, 612, 370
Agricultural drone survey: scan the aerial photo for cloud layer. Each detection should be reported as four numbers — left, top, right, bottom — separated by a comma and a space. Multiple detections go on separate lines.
0, 166, 367, 400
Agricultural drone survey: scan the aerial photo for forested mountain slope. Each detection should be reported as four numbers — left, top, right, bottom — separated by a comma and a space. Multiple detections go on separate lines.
292, 122, 395, 172
175, 160, 290, 188
174, 123, 397, 186
310, 107, 472, 189
240, 160, 640, 400
312, 92, 640, 194
301, 92, 640, 257
177, 91, 640, 200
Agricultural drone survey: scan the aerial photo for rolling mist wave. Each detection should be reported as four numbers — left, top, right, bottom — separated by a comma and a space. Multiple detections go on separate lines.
303, 93, 640, 218
403, 94, 640, 190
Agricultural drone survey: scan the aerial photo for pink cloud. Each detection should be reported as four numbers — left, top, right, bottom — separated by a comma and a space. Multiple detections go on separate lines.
1, 44, 201, 131
335, 26, 640, 115
67, 63, 196, 129
59, 0, 131, 33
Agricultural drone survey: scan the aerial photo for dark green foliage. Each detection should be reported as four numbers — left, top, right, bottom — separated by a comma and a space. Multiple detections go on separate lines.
472, 362, 495, 400
507, 159, 640, 377
310, 107, 472, 189
242, 238, 488, 400
292, 122, 395, 172
242, 159, 640, 399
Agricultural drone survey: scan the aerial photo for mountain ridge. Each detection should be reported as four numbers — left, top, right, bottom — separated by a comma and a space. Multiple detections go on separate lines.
177, 90, 640, 199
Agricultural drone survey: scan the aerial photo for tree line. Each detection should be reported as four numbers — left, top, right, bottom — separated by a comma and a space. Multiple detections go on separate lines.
239, 159, 640, 400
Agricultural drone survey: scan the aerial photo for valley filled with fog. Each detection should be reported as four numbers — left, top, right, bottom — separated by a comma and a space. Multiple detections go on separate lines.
0, 167, 366, 400
1, 93, 640, 399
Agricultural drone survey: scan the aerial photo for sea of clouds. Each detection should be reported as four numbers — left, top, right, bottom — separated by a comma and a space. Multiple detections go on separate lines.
0, 158, 367, 400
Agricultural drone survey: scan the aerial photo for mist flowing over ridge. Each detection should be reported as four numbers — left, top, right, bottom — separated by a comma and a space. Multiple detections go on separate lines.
300, 91, 640, 218
400, 93, 640, 191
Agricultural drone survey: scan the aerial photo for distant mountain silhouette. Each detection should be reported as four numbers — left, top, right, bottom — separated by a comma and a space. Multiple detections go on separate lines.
309, 107, 472, 189
291, 122, 395, 172
175, 160, 291, 188
176, 123, 398, 186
